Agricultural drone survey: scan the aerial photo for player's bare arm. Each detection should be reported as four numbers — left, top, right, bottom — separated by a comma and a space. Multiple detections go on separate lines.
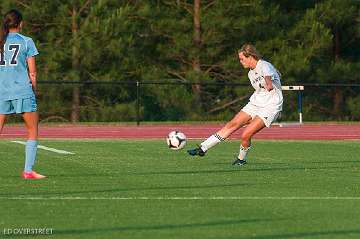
264, 76, 273, 91
27, 56, 37, 91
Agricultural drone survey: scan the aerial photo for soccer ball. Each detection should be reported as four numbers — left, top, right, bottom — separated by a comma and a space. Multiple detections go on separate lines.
166, 131, 187, 150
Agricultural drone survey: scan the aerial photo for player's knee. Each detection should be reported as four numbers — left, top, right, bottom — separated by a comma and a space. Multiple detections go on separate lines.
241, 131, 252, 142
225, 120, 240, 131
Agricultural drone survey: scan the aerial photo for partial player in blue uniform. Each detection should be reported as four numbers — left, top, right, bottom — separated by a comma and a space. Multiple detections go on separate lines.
0, 9, 45, 179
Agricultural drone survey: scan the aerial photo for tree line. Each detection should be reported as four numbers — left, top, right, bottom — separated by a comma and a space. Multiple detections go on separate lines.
1, 0, 360, 122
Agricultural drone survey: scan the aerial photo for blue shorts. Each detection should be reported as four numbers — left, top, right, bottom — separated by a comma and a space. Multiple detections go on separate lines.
0, 96, 37, 114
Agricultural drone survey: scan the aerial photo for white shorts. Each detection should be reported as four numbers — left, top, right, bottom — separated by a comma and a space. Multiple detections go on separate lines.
241, 102, 281, 127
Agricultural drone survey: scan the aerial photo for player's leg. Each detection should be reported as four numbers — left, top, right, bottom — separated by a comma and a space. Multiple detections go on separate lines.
20, 97, 45, 179
232, 116, 265, 166
22, 111, 38, 140
188, 111, 252, 156
217, 111, 252, 139
0, 114, 6, 134
0, 100, 11, 133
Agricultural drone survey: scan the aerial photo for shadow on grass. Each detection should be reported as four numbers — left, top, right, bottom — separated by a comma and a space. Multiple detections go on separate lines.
212, 159, 360, 166
53, 218, 279, 236
130, 164, 352, 176
1, 163, 352, 180
227, 229, 360, 239
300, 160, 360, 164
214, 162, 287, 166
0, 182, 249, 196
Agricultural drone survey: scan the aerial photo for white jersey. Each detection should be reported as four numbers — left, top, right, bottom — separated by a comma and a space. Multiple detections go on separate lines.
247, 59, 283, 111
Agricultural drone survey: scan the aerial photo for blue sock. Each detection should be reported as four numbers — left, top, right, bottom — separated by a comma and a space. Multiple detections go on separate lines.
24, 140, 38, 173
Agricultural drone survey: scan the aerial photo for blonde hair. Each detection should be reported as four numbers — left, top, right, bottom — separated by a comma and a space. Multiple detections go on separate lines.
238, 44, 262, 60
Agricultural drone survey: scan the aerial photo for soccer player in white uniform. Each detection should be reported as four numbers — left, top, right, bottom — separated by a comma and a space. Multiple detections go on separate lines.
0, 9, 46, 179
188, 44, 283, 165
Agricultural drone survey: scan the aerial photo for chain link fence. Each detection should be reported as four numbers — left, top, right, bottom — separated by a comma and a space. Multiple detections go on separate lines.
5, 81, 360, 124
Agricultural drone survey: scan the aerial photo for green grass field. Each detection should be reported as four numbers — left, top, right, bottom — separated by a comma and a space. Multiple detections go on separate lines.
0, 139, 360, 239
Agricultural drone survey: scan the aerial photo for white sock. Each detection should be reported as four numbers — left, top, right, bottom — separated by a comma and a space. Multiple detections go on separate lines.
200, 133, 225, 152
238, 145, 251, 161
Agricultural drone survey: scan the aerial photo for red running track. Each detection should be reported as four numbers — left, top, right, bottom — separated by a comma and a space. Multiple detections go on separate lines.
0, 123, 360, 140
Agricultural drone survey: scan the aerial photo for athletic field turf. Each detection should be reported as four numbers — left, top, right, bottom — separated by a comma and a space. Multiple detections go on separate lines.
1, 139, 359, 239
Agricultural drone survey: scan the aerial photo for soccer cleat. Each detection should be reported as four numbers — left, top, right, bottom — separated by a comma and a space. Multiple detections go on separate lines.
22, 171, 47, 179
232, 158, 247, 166
187, 146, 206, 157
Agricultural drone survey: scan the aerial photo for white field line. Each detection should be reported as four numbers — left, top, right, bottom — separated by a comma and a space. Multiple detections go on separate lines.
0, 196, 360, 200
11, 141, 75, 155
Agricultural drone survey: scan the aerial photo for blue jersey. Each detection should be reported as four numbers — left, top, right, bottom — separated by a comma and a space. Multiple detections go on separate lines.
0, 33, 39, 100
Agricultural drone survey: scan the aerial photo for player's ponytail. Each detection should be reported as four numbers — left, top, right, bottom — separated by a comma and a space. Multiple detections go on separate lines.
0, 18, 9, 54
0, 9, 23, 53
238, 44, 262, 61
